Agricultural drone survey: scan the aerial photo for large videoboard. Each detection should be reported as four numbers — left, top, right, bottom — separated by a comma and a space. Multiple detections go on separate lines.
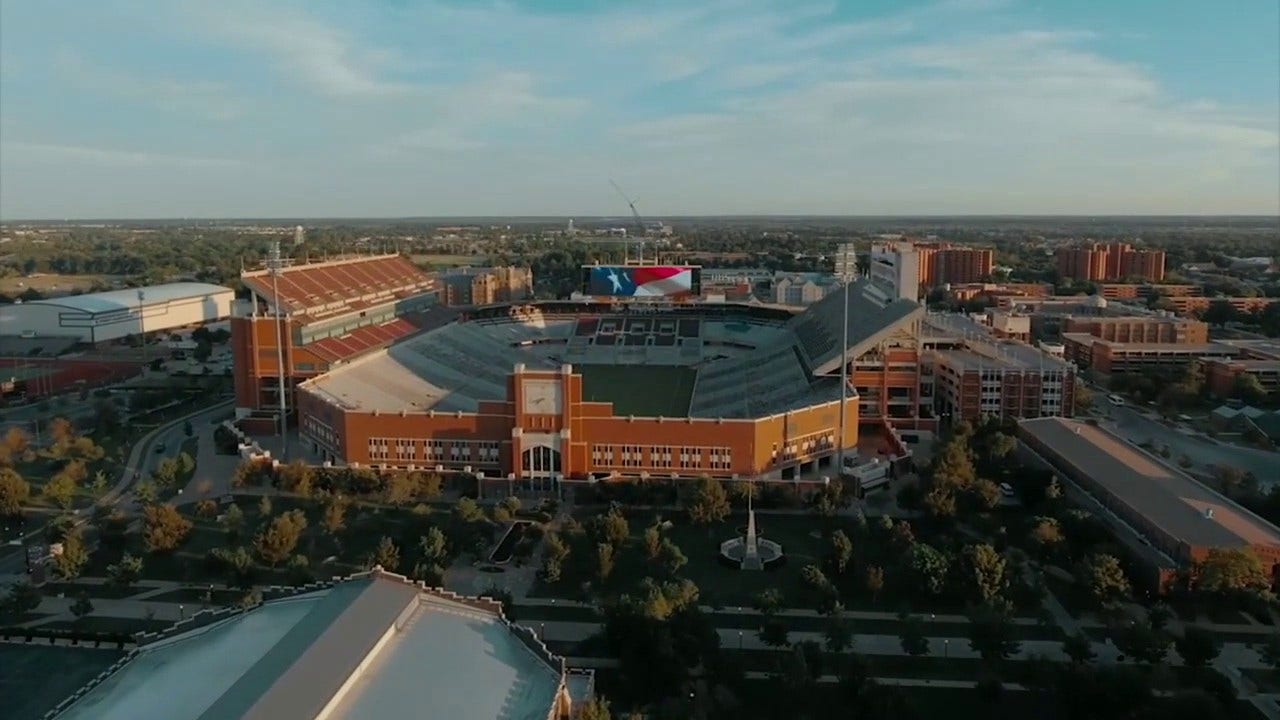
582, 265, 702, 298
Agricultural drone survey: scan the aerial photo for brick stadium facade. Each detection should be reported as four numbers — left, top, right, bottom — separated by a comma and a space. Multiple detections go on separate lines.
297, 362, 858, 482
231, 254, 446, 431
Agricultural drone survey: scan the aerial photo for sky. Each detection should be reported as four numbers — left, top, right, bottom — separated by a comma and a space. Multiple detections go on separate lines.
1, 0, 1277, 219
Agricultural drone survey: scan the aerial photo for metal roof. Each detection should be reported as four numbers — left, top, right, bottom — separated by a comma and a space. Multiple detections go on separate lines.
1018, 417, 1280, 551
22, 282, 232, 315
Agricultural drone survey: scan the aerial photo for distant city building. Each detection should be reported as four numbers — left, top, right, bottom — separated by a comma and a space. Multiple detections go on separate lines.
440, 266, 533, 307
0, 282, 233, 344
1204, 340, 1280, 398
1019, 417, 1280, 591
1055, 243, 1166, 282
868, 241, 921, 301
772, 272, 840, 306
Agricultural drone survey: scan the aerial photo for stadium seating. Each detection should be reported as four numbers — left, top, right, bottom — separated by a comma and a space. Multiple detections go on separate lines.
787, 279, 922, 373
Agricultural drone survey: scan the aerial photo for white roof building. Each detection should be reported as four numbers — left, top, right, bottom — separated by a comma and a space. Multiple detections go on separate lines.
0, 282, 233, 344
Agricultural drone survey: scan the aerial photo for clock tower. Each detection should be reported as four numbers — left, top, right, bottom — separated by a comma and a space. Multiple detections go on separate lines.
512, 364, 572, 481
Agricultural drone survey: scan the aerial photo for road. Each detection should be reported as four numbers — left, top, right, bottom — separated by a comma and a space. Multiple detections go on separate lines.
1101, 404, 1279, 484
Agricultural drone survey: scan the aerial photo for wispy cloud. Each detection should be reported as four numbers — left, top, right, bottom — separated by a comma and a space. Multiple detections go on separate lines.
52, 49, 244, 120
2, 142, 241, 168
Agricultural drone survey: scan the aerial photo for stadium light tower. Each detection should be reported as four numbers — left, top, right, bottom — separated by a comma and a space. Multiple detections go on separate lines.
267, 239, 290, 461
837, 276, 849, 480
137, 289, 147, 369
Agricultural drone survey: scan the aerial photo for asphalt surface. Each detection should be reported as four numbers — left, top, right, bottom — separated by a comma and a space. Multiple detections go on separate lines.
1101, 403, 1279, 486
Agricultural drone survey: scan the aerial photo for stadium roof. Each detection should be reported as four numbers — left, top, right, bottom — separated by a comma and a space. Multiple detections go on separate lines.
1018, 417, 1280, 551
241, 254, 435, 317
17, 283, 231, 315
788, 278, 923, 375
56, 572, 581, 720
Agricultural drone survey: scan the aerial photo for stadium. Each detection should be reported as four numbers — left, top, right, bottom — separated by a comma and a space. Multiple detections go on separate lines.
267, 260, 926, 486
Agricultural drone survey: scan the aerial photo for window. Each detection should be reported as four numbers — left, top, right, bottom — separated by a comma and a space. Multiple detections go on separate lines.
368, 437, 389, 461
449, 441, 473, 462
679, 447, 701, 469
622, 445, 644, 468
395, 439, 416, 461
710, 447, 732, 471
478, 441, 500, 464
426, 440, 446, 462
652, 445, 672, 469
592, 444, 615, 465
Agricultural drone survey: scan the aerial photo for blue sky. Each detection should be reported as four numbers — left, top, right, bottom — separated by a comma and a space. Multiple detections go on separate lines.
1, 0, 1277, 218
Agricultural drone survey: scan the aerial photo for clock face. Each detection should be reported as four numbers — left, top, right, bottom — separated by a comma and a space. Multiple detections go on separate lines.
522, 379, 563, 414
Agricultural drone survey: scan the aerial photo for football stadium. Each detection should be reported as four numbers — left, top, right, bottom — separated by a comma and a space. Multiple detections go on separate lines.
267, 260, 926, 485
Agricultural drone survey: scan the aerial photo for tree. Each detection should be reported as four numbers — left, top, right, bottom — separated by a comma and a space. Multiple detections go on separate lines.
1, 581, 41, 618
970, 479, 1003, 511
865, 565, 885, 604
420, 527, 449, 564
0, 467, 30, 516
53, 529, 90, 580
1029, 517, 1064, 553
70, 592, 94, 623
824, 612, 853, 654
42, 474, 77, 510
643, 526, 662, 561
254, 509, 308, 566
455, 497, 484, 523
371, 536, 401, 571
0, 427, 31, 466
1062, 631, 1097, 666
967, 608, 1021, 664
107, 553, 143, 591
1197, 548, 1273, 601
1112, 619, 1170, 665
923, 486, 957, 519
962, 544, 1009, 606
576, 696, 613, 720
383, 471, 416, 506
542, 533, 569, 583
684, 475, 730, 525
655, 538, 687, 577
220, 503, 245, 541
759, 618, 790, 648
48, 417, 76, 449
417, 472, 444, 499
258, 495, 273, 518
828, 529, 853, 575
1147, 603, 1172, 632
986, 432, 1018, 462
754, 588, 784, 617
321, 495, 348, 536
596, 543, 616, 583
907, 543, 950, 595
1078, 554, 1130, 607
143, 504, 194, 553
593, 506, 630, 548
1074, 384, 1094, 413
1232, 373, 1268, 403
277, 460, 315, 496
898, 613, 930, 657
1175, 626, 1221, 669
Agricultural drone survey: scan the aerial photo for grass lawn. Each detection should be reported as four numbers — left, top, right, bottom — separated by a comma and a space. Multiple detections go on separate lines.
0, 273, 116, 295
408, 254, 490, 268
576, 364, 696, 417
0, 643, 124, 720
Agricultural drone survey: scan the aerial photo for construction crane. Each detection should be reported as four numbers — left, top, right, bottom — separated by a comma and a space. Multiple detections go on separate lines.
609, 179, 648, 264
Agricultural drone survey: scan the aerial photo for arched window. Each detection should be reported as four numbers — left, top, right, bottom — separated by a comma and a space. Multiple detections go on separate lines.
522, 446, 562, 474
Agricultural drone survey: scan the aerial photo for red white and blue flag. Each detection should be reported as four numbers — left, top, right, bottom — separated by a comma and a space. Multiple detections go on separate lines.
588, 266, 694, 297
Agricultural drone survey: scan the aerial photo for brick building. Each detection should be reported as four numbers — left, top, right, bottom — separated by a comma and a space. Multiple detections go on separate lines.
1055, 243, 1166, 282
1061, 315, 1208, 344
440, 266, 533, 307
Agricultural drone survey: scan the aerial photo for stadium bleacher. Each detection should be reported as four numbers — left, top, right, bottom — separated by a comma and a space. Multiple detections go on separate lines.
787, 279, 923, 374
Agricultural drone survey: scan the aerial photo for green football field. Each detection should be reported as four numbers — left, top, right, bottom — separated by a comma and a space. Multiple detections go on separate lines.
576, 364, 697, 417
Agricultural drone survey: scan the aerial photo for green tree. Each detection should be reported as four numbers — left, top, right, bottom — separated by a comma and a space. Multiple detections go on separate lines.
824, 612, 853, 654
277, 460, 315, 496
53, 529, 90, 580
596, 543, 616, 583
42, 474, 77, 510
1198, 548, 1273, 601
759, 618, 790, 648
1112, 619, 1170, 665
967, 608, 1021, 664
1, 581, 42, 618
1062, 631, 1097, 666
1078, 553, 1130, 607
254, 509, 308, 567
107, 553, 143, 591
371, 536, 401, 571
656, 538, 687, 577
455, 497, 483, 523
221, 503, 245, 541
143, 504, 193, 553
1029, 517, 1064, 554
754, 588, 784, 616
1175, 626, 1221, 669
258, 495, 273, 518
684, 475, 730, 525
828, 529, 853, 575
383, 471, 416, 506
962, 544, 1009, 607
419, 527, 449, 564
134, 480, 157, 504
908, 543, 950, 595
593, 506, 630, 547
1233, 373, 1268, 403
898, 613, 930, 657
321, 495, 348, 536
643, 526, 662, 561
0, 467, 30, 516
70, 592, 94, 624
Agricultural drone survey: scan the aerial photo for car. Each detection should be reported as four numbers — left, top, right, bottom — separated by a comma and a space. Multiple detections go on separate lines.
1107, 394, 1125, 406
999, 482, 1015, 498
